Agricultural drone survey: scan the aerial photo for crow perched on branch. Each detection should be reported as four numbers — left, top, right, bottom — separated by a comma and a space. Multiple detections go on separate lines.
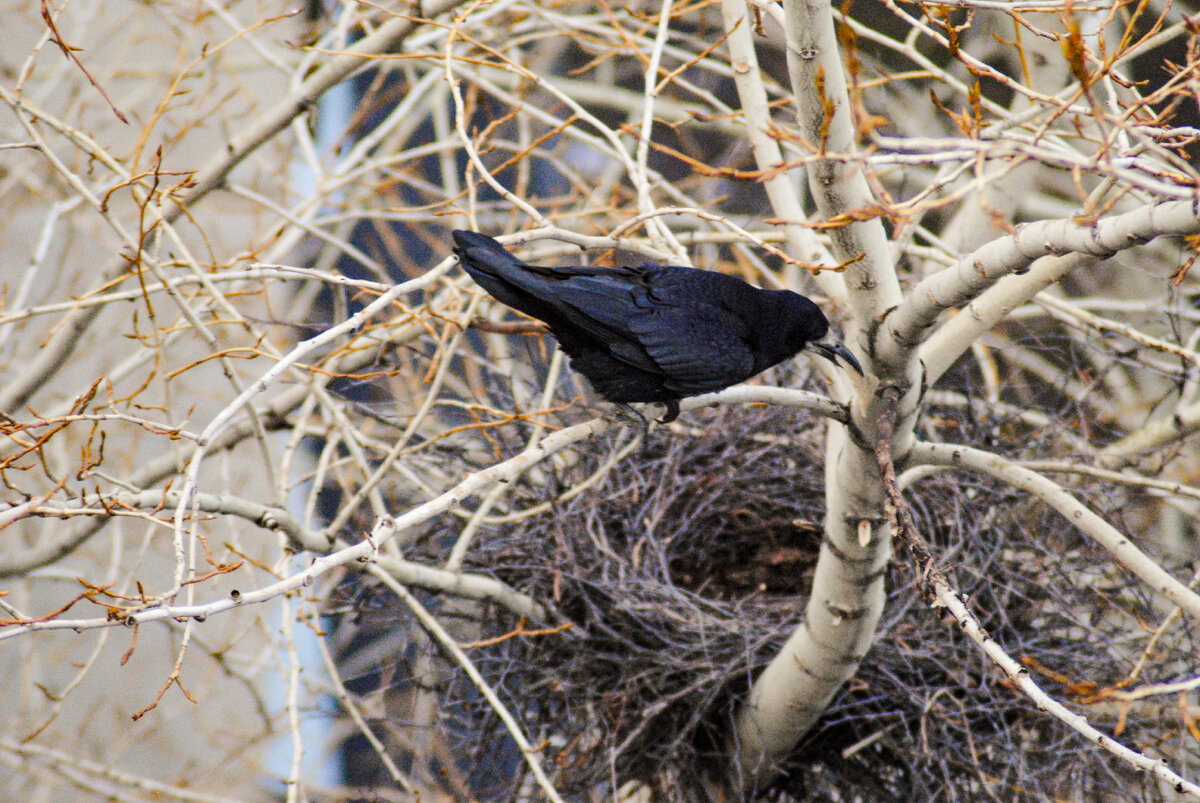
452, 230, 861, 423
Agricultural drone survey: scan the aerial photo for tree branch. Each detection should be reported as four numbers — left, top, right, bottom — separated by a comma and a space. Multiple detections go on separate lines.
888, 199, 1200, 359
910, 441, 1200, 619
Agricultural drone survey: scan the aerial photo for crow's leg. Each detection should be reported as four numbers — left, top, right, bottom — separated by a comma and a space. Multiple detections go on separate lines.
658, 399, 680, 423
612, 402, 651, 443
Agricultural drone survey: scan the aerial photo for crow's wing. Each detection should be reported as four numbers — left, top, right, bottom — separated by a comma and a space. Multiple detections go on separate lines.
546, 266, 758, 392
626, 305, 756, 394
526, 266, 666, 374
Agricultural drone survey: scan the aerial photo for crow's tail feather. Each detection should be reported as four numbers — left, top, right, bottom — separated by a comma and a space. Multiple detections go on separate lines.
452, 230, 523, 277
452, 230, 565, 324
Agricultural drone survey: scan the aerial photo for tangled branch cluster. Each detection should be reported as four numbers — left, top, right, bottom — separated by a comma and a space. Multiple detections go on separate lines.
324, 384, 1196, 801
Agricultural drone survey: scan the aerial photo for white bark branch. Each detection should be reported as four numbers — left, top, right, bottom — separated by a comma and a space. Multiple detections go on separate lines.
920, 252, 1094, 384
729, 0, 907, 789
910, 442, 1200, 619
720, 0, 846, 304
886, 199, 1200, 361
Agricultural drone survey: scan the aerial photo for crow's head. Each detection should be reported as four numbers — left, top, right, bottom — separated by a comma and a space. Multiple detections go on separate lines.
760, 290, 862, 375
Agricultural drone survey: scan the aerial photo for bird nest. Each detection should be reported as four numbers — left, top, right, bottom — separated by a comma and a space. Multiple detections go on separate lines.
346, 384, 1189, 801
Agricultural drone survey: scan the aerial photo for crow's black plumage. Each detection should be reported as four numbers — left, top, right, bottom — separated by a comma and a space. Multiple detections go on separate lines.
452, 230, 861, 423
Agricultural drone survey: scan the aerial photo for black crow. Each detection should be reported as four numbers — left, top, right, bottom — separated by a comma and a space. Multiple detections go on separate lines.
452, 230, 861, 423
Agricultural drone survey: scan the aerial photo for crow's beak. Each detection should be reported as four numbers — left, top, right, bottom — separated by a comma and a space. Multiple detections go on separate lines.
807, 332, 864, 375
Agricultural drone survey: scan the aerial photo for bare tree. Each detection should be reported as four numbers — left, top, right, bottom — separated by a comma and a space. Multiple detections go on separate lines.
1, 0, 1199, 800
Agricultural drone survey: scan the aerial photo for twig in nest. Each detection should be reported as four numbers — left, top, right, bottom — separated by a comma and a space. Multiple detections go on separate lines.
470, 316, 549, 335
